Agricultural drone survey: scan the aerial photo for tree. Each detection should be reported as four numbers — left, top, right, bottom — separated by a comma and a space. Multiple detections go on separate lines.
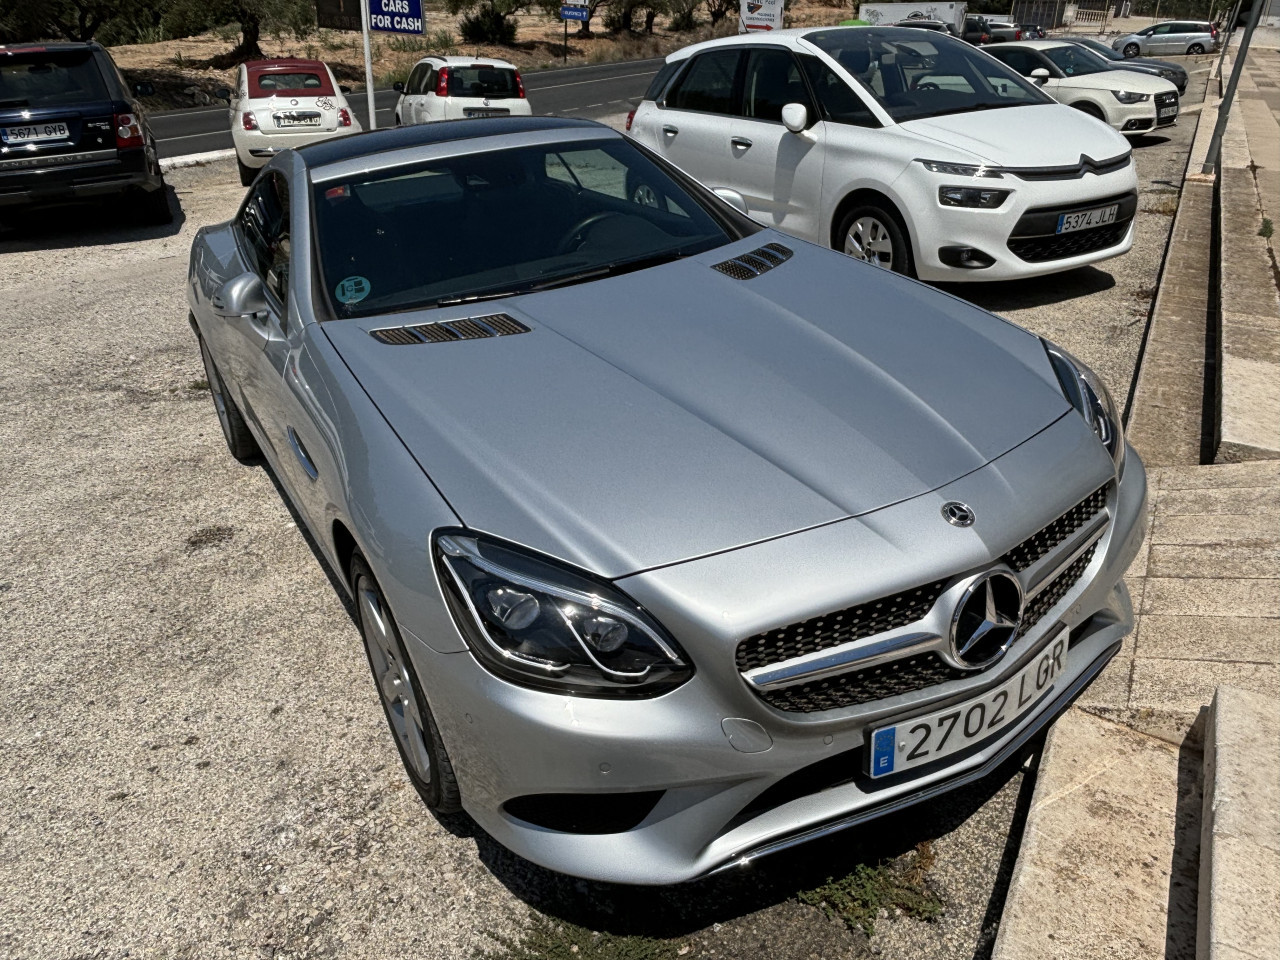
705, 0, 736, 27
0, 0, 147, 42
537, 0, 609, 36
667, 0, 700, 30
162, 0, 313, 66
446, 0, 523, 44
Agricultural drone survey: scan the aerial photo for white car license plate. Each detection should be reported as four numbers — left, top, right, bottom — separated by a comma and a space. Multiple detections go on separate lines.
1159, 106, 1178, 119
868, 628, 1068, 778
274, 113, 321, 128
464, 108, 508, 118
1, 122, 70, 144
1056, 204, 1118, 234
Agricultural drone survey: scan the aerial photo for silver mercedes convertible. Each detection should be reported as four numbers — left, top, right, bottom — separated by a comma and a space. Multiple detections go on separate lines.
188, 117, 1146, 885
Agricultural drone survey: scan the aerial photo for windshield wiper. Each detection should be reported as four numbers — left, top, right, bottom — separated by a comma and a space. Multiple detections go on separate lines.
429, 250, 690, 307
910, 101, 1025, 119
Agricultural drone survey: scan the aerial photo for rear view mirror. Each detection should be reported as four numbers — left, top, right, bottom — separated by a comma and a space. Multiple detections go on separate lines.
713, 188, 749, 215
393, 81, 405, 93
215, 86, 232, 101
211, 273, 268, 318
340, 84, 352, 94
134, 81, 155, 97
1030, 68, 1050, 83
781, 102, 808, 134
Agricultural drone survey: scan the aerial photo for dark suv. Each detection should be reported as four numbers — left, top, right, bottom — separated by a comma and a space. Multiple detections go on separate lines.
0, 42, 170, 224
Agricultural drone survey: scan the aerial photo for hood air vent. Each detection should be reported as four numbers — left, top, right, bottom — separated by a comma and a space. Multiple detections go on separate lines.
370, 313, 530, 345
712, 242, 793, 280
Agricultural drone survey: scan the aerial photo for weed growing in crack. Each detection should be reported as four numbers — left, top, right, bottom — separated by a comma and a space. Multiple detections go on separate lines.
795, 841, 943, 937
476, 915, 682, 960
1260, 218, 1273, 239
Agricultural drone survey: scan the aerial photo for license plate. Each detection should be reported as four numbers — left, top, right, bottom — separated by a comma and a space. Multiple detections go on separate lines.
1, 122, 70, 144
1158, 106, 1178, 119
867, 628, 1068, 778
464, 109, 508, 118
1056, 204, 1118, 234
274, 113, 321, 127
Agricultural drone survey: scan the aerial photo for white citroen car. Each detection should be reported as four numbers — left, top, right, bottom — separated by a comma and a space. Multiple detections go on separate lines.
393, 56, 532, 124
983, 41, 1180, 138
224, 58, 361, 186
627, 27, 1139, 282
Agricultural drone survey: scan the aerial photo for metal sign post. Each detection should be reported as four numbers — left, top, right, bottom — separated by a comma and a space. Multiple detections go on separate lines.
560, 3, 589, 63
1202, 0, 1265, 174
361, 0, 377, 130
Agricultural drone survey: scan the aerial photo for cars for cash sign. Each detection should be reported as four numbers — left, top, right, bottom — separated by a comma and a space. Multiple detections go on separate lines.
739, 0, 784, 31
370, 0, 424, 33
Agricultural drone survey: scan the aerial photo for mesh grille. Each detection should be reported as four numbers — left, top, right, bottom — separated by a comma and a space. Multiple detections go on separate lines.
1007, 222, 1130, 263
370, 327, 421, 345
1003, 485, 1108, 571
1017, 545, 1096, 638
735, 581, 947, 673
757, 653, 962, 713
711, 244, 794, 280
711, 259, 759, 280
370, 314, 530, 345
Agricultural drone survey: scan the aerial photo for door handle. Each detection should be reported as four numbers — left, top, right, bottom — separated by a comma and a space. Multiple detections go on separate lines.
730, 136, 753, 150
287, 426, 319, 481
662, 124, 678, 137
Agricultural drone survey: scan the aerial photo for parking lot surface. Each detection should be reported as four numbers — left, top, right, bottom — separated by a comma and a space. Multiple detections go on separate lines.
0, 66, 1206, 960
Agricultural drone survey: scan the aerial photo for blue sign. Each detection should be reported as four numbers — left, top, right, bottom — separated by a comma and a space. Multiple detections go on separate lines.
370, 0, 423, 33
561, 4, 590, 20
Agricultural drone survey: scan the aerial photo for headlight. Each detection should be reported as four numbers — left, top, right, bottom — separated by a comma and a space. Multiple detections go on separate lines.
1111, 89, 1150, 103
918, 159, 1004, 179
434, 532, 693, 697
939, 185, 1010, 208
1043, 340, 1125, 471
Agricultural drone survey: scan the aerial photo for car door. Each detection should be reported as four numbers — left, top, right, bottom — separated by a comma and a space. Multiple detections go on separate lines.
724, 47, 825, 241
649, 48, 743, 185
1147, 24, 1176, 54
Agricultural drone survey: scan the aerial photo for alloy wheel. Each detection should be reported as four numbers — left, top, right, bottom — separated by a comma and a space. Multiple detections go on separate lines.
357, 574, 433, 784
844, 216, 896, 269
1124, 43, 1139, 57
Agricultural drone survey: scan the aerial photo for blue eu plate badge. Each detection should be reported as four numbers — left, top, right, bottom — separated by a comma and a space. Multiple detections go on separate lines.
871, 727, 896, 776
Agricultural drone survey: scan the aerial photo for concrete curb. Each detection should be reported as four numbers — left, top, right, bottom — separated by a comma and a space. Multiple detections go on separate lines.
160, 148, 235, 172
1197, 686, 1280, 960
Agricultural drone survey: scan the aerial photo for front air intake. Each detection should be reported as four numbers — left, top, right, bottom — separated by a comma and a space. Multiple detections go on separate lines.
370, 313, 530, 345
712, 242, 794, 279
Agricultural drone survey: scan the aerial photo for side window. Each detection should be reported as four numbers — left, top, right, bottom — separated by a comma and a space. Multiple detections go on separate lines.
1152, 24, 1172, 34
421, 67, 436, 94
668, 49, 741, 115
741, 48, 812, 123
645, 60, 681, 102
406, 64, 423, 94
975, 58, 1048, 101
798, 55, 878, 127
237, 172, 291, 307
987, 48, 1039, 76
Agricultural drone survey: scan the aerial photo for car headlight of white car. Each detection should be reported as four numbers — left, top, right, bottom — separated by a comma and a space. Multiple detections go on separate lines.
435, 532, 693, 696
1043, 340, 1126, 471
1111, 89, 1151, 104
918, 159, 1005, 178
938, 185, 1011, 208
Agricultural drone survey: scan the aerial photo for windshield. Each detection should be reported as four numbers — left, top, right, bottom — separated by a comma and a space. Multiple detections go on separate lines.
313, 139, 745, 318
444, 66, 519, 99
1042, 45, 1110, 76
1074, 37, 1123, 60
0, 50, 108, 108
804, 27, 1053, 122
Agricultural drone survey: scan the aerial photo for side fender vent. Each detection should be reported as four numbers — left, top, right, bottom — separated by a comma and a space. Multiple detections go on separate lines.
370, 313, 531, 345
711, 242, 794, 279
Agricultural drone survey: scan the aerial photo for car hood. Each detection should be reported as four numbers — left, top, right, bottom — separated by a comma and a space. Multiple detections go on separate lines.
323, 237, 1070, 578
898, 103, 1128, 166
1058, 70, 1177, 95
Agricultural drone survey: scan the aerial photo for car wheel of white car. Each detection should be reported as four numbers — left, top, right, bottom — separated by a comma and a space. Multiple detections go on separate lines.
1187, 43, 1204, 54
1123, 42, 1140, 57
839, 205, 912, 276
1072, 100, 1107, 122
237, 156, 255, 187
352, 552, 462, 814
198, 332, 260, 463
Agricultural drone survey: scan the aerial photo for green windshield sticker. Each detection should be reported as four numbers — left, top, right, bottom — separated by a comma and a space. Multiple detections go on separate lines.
335, 276, 370, 304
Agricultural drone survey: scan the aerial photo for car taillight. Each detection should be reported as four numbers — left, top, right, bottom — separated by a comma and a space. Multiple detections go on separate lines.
435, 67, 450, 97
114, 112, 143, 148
1015, 29, 1021, 39
981, 33, 989, 42
626, 110, 635, 131
1211, 25, 1218, 36
338, 107, 352, 127
242, 111, 258, 131
515, 71, 526, 99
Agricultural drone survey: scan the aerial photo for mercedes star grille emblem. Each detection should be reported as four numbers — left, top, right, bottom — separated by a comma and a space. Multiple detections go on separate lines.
950, 571, 1023, 669
941, 501, 976, 527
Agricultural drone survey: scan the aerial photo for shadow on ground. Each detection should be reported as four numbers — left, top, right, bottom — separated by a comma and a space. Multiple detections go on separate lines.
0, 185, 185, 250
941, 264, 1117, 313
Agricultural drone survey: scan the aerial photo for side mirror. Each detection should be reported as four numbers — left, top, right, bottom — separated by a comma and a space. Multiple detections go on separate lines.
781, 102, 808, 134
211, 273, 269, 318
340, 84, 352, 94
393, 81, 405, 93
134, 81, 155, 97
215, 86, 232, 101
1030, 67, 1050, 84
713, 188, 749, 215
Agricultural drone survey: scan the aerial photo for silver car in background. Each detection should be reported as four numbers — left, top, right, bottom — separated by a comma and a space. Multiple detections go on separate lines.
188, 117, 1147, 885
1112, 20, 1220, 57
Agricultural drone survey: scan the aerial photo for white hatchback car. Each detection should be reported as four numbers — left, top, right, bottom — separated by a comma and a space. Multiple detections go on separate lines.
393, 56, 532, 124
983, 41, 1180, 138
627, 27, 1139, 282
223, 58, 360, 186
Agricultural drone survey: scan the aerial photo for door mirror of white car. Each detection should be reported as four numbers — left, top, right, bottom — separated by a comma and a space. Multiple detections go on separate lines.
393, 81, 405, 92
215, 86, 232, 101
713, 188, 749, 215
212, 273, 269, 319
1030, 68, 1050, 84
781, 102, 808, 133
339, 84, 352, 94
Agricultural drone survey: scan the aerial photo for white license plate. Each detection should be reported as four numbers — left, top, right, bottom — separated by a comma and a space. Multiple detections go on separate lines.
868, 629, 1068, 778
1158, 106, 1178, 119
1, 122, 70, 144
1056, 204, 1119, 234
464, 109, 508, 118
274, 114, 321, 127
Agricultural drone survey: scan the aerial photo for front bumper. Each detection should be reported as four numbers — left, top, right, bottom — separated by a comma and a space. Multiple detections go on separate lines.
406, 418, 1148, 884
0, 146, 161, 209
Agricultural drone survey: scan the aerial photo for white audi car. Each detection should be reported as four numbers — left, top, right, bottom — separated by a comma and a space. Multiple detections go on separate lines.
222, 58, 361, 186
627, 27, 1139, 282
393, 56, 532, 124
983, 41, 1180, 138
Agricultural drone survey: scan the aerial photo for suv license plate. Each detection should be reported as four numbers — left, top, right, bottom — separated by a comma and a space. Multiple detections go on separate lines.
1, 122, 70, 143
1057, 204, 1118, 234
867, 628, 1068, 779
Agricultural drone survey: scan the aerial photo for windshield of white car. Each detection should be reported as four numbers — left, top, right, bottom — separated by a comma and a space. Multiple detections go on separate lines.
1042, 46, 1111, 76
312, 139, 747, 318
805, 28, 1053, 123
443, 66, 520, 99
1072, 37, 1125, 60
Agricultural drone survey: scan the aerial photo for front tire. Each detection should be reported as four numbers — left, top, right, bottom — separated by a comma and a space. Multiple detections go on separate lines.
198, 333, 260, 463
836, 203, 913, 276
1123, 42, 1140, 57
237, 156, 255, 187
351, 553, 461, 814
1187, 43, 1205, 54
1072, 100, 1108, 123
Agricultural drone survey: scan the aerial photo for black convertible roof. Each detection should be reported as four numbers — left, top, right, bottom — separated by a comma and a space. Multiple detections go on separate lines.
297, 116, 611, 168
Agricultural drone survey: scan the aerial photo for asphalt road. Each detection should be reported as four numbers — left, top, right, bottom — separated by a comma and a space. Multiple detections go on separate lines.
149, 58, 664, 159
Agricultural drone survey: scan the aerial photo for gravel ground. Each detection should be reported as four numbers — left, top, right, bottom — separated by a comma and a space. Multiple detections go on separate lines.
0, 72, 1205, 959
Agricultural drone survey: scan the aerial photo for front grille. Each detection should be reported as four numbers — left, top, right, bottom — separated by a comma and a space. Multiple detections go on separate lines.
1007, 222, 1129, 263
1155, 91, 1178, 126
1017, 545, 1096, 638
1004, 153, 1132, 181
370, 313, 530, 345
757, 652, 962, 713
1003, 485, 1108, 571
712, 242, 793, 279
735, 581, 947, 673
